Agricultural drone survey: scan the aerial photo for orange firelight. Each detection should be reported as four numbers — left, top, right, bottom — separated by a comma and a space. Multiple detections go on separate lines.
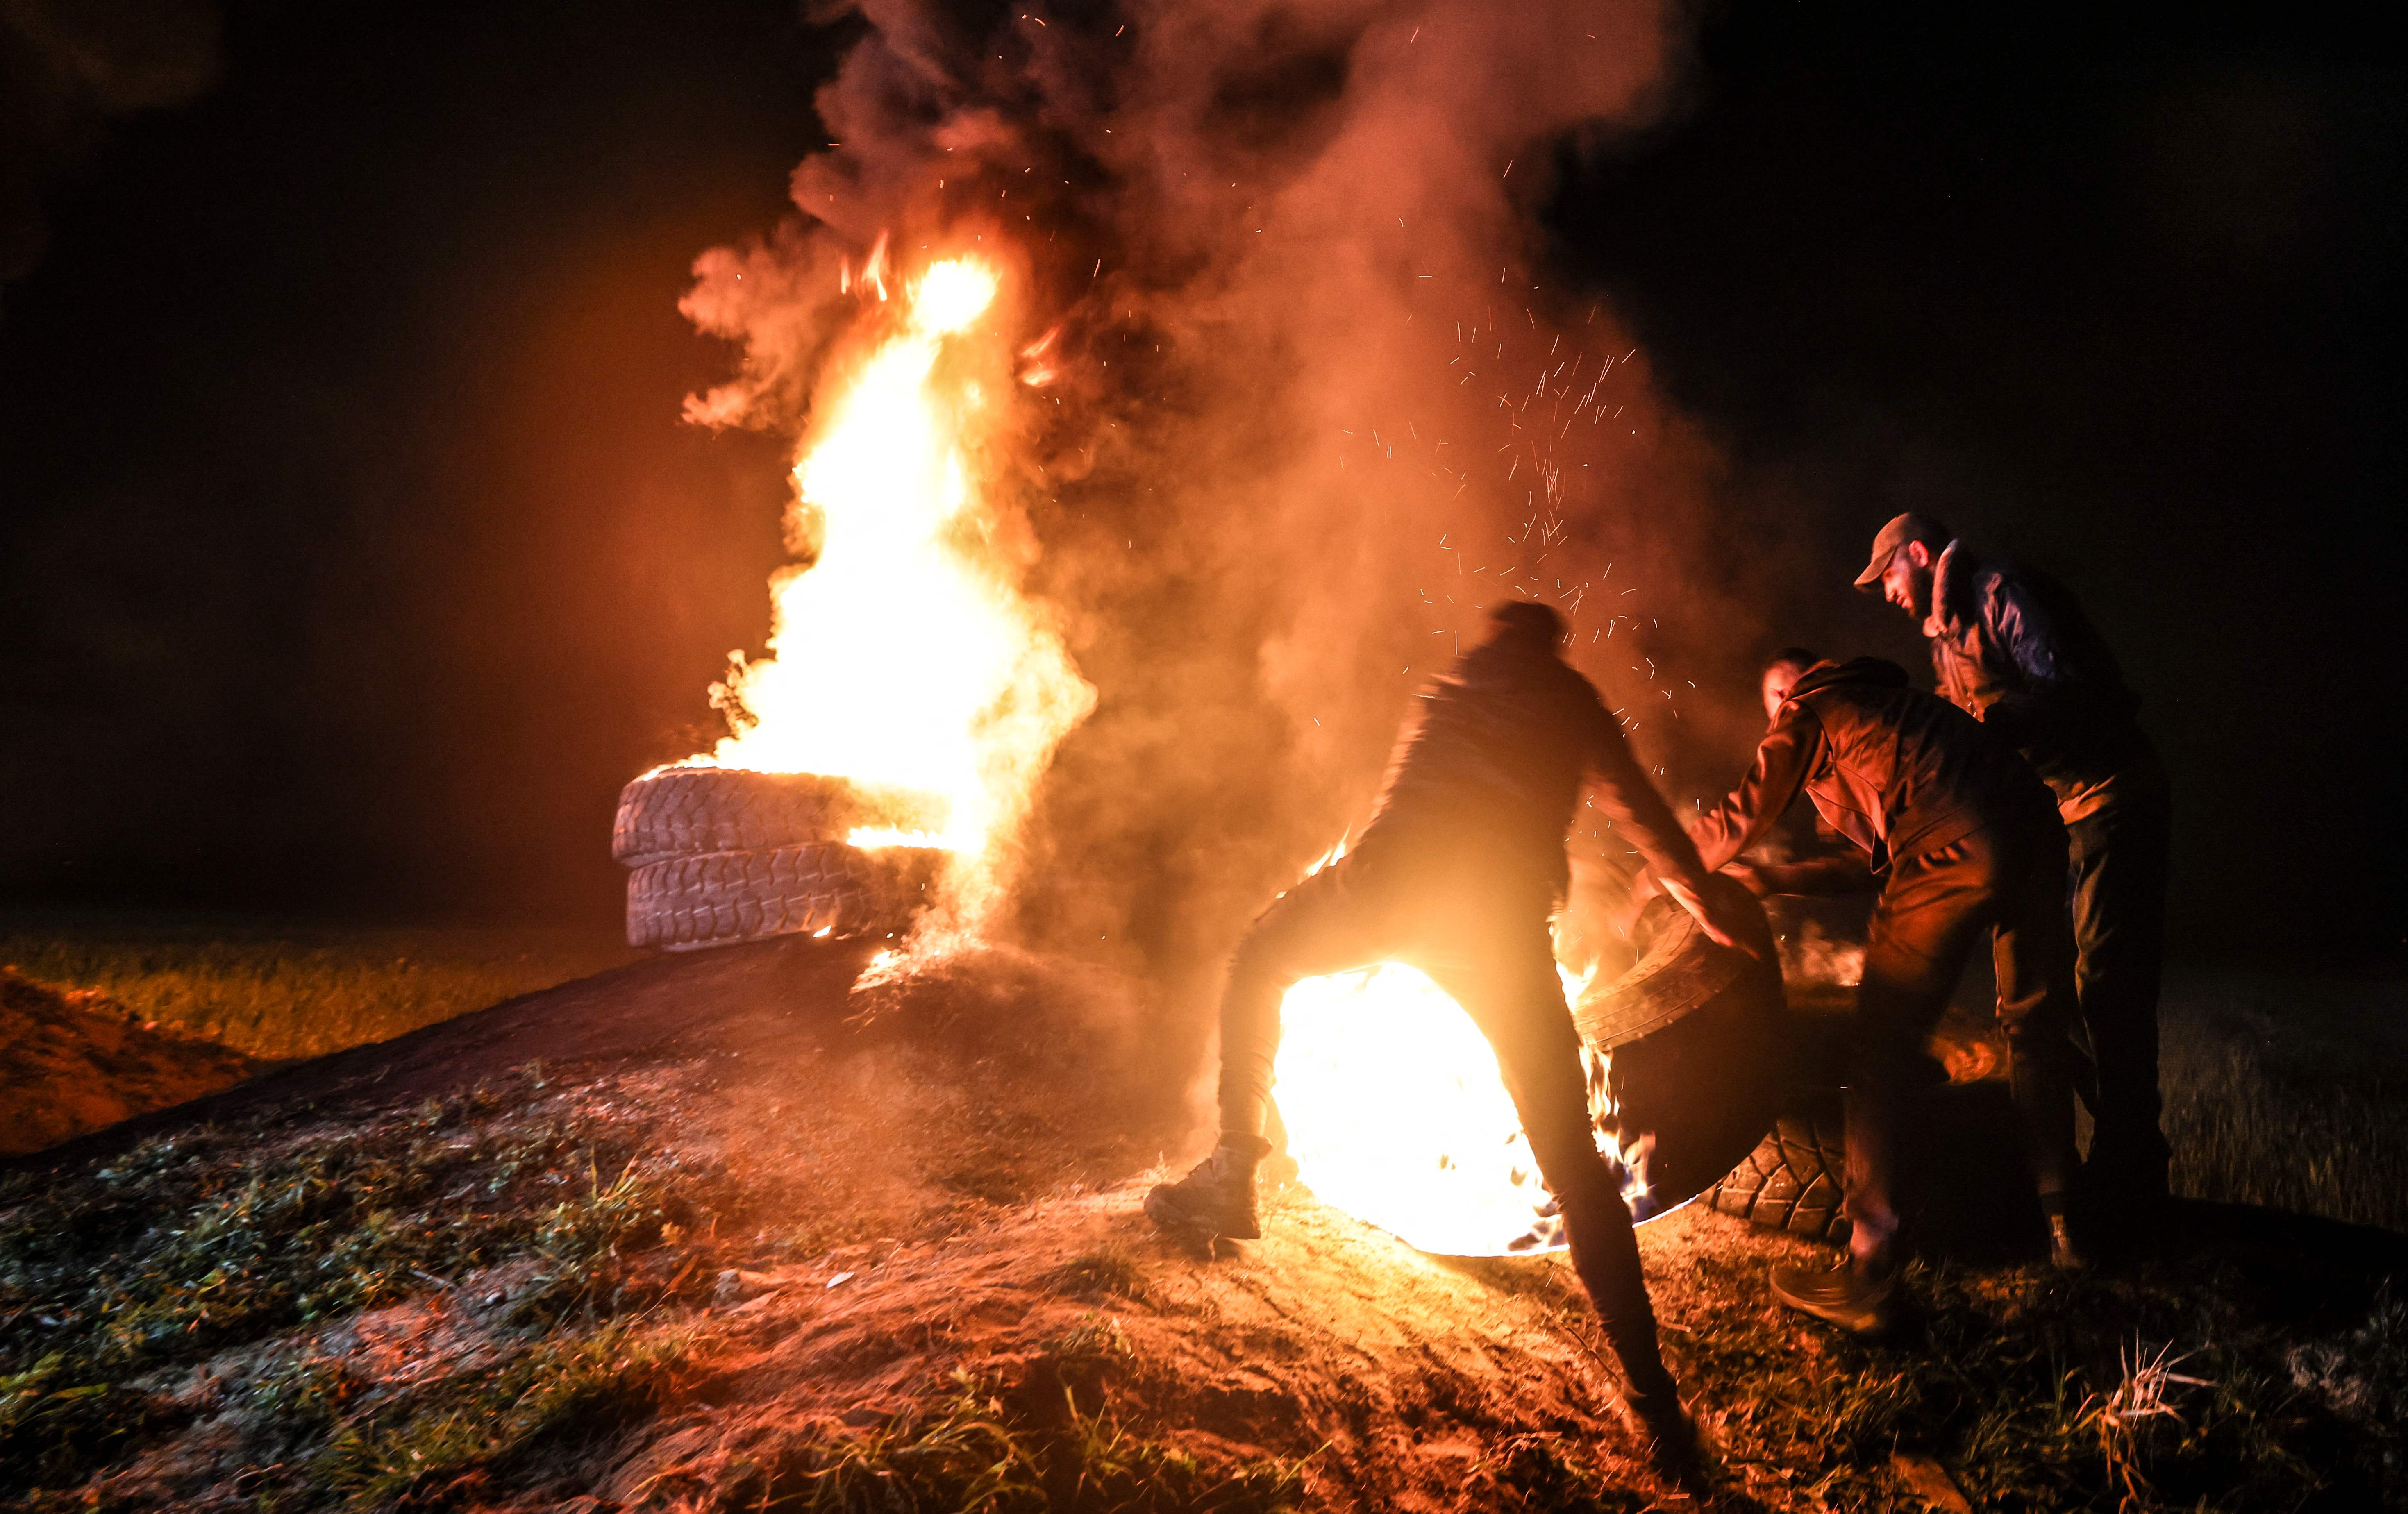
695, 255, 1093, 927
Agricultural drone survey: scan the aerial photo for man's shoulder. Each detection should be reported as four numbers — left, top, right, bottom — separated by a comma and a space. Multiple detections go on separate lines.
1799, 667, 1964, 731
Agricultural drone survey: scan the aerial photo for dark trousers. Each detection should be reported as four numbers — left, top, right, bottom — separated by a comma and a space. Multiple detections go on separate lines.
1848, 821, 2081, 1260
1214, 846, 1676, 1402
2067, 770, 2174, 1188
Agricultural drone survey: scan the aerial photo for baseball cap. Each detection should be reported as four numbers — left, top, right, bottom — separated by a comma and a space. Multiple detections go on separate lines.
1853, 512, 1953, 591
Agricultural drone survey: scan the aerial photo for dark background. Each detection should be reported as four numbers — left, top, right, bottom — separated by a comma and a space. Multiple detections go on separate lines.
1, 2, 2397, 960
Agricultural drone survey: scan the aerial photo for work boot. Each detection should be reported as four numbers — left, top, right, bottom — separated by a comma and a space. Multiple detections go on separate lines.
1770, 1253, 1899, 1336
1616, 1381, 1710, 1494
1145, 1135, 1271, 1240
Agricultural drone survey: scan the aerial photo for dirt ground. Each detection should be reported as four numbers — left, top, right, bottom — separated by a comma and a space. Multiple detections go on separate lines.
0, 968, 264, 1157
6, 937, 2403, 1512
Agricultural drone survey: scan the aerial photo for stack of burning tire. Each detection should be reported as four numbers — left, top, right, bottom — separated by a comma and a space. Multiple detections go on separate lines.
612, 767, 949, 951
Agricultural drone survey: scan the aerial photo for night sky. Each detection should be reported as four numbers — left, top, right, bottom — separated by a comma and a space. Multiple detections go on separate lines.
1, 2, 2397, 960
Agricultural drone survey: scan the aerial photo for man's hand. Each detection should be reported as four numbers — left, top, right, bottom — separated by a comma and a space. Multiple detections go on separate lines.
1658, 875, 1765, 958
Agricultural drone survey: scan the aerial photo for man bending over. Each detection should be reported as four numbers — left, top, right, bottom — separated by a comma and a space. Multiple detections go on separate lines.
1685, 649, 2083, 1333
1147, 600, 1756, 1479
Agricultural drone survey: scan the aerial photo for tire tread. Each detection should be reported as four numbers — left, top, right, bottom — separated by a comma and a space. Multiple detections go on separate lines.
625, 843, 939, 950
1706, 1102, 1851, 1244
613, 767, 945, 865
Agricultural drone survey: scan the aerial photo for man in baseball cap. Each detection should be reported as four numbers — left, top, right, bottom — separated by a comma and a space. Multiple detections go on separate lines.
1857, 513, 2175, 1238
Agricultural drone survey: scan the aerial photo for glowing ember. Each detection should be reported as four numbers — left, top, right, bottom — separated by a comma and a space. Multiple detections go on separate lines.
1276, 960, 1603, 1257
700, 255, 1094, 919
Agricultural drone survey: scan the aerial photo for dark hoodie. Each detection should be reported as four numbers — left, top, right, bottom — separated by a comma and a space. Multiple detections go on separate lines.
1356, 629, 1712, 903
1693, 658, 2056, 876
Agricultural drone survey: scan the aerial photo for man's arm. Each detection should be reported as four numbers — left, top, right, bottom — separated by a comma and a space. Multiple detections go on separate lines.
1584, 698, 1761, 953
1979, 570, 2066, 688
1689, 704, 1824, 875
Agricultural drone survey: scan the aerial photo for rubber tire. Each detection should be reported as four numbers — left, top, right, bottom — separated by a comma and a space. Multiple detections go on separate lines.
612, 767, 946, 867
1707, 1096, 1852, 1245
625, 843, 940, 951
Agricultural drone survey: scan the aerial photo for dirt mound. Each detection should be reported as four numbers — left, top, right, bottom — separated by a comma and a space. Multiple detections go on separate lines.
0, 967, 265, 1157
6, 940, 2403, 1512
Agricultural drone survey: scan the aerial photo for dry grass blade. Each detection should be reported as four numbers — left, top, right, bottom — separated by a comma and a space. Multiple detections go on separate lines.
2079, 1337, 2215, 1510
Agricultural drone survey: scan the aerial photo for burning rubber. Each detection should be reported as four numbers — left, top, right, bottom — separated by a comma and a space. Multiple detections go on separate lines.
1270, 878, 1784, 1260
613, 767, 947, 949
612, 255, 1093, 953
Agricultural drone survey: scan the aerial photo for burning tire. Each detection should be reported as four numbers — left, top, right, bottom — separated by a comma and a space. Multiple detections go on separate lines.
1573, 877, 1788, 1220
1705, 1099, 1851, 1244
611, 766, 947, 866
624, 842, 941, 951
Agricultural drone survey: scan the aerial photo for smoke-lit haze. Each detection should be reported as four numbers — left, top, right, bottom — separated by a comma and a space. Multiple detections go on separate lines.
0, 4, 2388, 964
680, 0, 1785, 999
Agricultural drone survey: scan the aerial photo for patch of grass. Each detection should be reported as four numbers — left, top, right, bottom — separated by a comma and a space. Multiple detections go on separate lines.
0, 1074, 744, 1502
1466, 1435, 1653, 1513
2160, 973, 2408, 1233
0, 914, 639, 1060
1045, 1246, 1151, 1302
1041, 1313, 1136, 1371
1669, 1244, 2401, 1511
0, 1354, 174, 1494
685, 1370, 1304, 1514
294, 1316, 695, 1508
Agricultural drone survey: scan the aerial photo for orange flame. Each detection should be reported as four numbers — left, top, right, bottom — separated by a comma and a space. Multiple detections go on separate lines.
700, 255, 1093, 926
1274, 844, 1611, 1255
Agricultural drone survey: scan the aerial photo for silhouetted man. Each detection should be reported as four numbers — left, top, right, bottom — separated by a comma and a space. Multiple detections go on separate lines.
1858, 513, 2173, 1213
1147, 600, 1755, 1481
1687, 650, 2083, 1332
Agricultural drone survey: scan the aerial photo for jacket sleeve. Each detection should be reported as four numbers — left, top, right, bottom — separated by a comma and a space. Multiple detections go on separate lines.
1981, 571, 2066, 688
1584, 701, 1714, 894
1691, 704, 1824, 874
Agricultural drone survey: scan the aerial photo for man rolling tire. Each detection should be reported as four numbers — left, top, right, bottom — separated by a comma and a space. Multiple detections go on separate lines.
1678, 650, 2085, 1334
1149, 601, 1760, 1488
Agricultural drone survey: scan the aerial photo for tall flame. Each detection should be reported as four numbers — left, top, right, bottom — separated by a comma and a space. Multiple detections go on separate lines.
705, 257, 1093, 918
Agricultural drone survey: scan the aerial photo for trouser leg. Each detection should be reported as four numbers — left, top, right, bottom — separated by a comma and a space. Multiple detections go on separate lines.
1432, 930, 1674, 1403
1994, 825, 2082, 1208
1852, 841, 1991, 1263
1213, 860, 1398, 1142
2068, 785, 2173, 1187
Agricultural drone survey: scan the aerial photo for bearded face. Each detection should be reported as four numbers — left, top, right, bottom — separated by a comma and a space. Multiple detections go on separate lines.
1879, 545, 1934, 620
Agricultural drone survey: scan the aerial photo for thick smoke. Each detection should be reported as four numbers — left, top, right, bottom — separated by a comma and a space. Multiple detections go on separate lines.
681, 0, 1779, 1013
0, 0, 220, 309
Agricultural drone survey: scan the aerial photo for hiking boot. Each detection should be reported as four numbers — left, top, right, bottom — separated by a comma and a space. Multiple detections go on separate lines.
1617, 1384, 1710, 1494
1145, 1136, 1270, 1240
1770, 1254, 1899, 1336
2047, 1212, 2089, 1273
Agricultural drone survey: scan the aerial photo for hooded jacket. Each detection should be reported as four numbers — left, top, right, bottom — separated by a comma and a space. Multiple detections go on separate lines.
1692, 658, 2056, 877
1357, 628, 1712, 903
1924, 540, 2149, 822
